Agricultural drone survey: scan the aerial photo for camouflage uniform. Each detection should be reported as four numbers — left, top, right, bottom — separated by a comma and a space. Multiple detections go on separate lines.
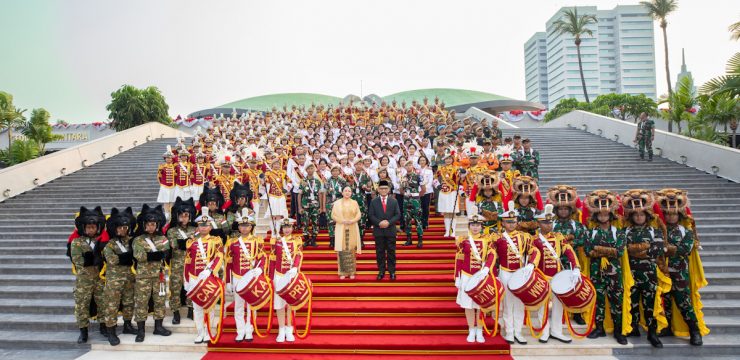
133, 234, 171, 322
71, 236, 105, 328
102, 237, 135, 327
553, 218, 588, 265
516, 149, 540, 180
300, 177, 324, 240
477, 198, 502, 234
626, 225, 665, 330
586, 227, 626, 327
350, 173, 373, 230
516, 206, 540, 235
662, 224, 698, 324
325, 176, 347, 240
637, 119, 655, 160
166, 225, 195, 311
401, 172, 424, 238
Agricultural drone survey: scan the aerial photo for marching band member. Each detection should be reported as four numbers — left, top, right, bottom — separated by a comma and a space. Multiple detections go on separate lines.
436, 149, 460, 238
269, 218, 304, 343
158, 146, 176, 216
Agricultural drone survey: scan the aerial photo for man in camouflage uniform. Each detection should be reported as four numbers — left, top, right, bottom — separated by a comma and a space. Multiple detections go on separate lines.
400, 160, 424, 248
324, 166, 347, 248
515, 139, 540, 180
351, 159, 373, 232
623, 196, 664, 348
585, 200, 628, 345
634, 112, 655, 161
102, 207, 137, 346
71, 206, 106, 344
165, 198, 196, 325
299, 163, 323, 247
132, 204, 172, 342
661, 207, 703, 346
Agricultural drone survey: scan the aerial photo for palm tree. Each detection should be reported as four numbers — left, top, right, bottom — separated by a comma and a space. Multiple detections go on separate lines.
0, 91, 27, 149
701, 52, 740, 99
22, 108, 63, 154
641, 0, 679, 131
730, 19, 740, 41
551, 7, 598, 103
660, 76, 695, 135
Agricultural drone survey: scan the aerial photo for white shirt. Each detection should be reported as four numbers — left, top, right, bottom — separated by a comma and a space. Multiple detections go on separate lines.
419, 166, 434, 193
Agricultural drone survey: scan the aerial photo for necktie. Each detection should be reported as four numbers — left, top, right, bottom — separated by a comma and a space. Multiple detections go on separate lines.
382, 196, 387, 212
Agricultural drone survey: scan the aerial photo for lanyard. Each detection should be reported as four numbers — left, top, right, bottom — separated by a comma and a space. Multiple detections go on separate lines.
502, 231, 522, 260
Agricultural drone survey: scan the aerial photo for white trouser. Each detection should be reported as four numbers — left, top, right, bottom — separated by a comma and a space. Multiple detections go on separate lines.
193, 303, 206, 333
465, 199, 478, 216
498, 270, 525, 337
234, 294, 253, 336
538, 292, 565, 339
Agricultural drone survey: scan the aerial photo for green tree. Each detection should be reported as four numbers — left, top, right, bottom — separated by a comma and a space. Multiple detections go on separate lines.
106, 85, 171, 131
697, 93, 738, 147
551, 7, 598, 103
0, 91, 27, 149
624, 94, 658, 122
641, 0, 679, 130
0, 139, 40, 166
22, 108, 63, 153
700, 52, 740, 100
730, 19, 740, 41
593, 93, 629, 120
543, 97, 610, 122
660, 76, 696, 135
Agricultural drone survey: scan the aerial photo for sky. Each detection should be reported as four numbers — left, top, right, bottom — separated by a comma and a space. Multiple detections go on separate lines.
1, 0, 738, 123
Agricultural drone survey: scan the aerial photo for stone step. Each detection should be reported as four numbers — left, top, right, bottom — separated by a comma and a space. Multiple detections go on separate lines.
702, 299, 740, 316
697, 251, 740, 262
0, 255, 69, 265
0, 246, 69, 255
0, 285, 72, 300
0, 274, 74, 287
0, 298, 74, 315
704, 272, 740, 286
0, 329, 89, 350
701, 285, 740, 300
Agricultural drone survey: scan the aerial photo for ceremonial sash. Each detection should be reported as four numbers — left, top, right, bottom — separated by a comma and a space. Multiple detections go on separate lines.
502, 231, 522, 260
467, 235, 482, 262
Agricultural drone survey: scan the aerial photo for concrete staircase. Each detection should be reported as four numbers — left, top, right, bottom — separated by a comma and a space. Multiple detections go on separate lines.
0, 129, 738, 359
0, 138, 177, 358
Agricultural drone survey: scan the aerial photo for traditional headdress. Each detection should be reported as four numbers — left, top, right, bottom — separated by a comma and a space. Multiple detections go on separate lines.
106, 207, 136, 238
75, 206, 106, 237
135, 204, 167, 236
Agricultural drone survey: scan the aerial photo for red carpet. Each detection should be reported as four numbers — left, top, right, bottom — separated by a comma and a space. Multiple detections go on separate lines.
205, 208, 511, 359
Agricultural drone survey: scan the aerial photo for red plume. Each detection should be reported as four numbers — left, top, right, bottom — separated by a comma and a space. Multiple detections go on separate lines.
470, 147, 475, 153
225, 156, 231, 162
251, 152, 257, 159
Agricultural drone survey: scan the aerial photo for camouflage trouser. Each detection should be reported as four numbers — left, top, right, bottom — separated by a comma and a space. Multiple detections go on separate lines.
522, 169, 539, 181
591, 265, 623, 327
403, 197, 423, 237
352, 194, 367, 230
639, 137, 653, 159
103, 273, 135, 327
630, 262, 659, 329
302, 205, 320, 238
663, 268, 697, 324
169, 257, 185, 310
134, 276, 167, 322
327, 202, 337, 239
74, 269, 105, 328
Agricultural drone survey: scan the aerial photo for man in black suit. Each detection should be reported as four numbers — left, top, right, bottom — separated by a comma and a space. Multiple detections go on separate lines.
368, 180, 401, 280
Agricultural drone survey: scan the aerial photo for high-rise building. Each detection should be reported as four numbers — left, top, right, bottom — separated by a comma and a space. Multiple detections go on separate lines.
675, 48, 697, 96
524, 5, 657, 109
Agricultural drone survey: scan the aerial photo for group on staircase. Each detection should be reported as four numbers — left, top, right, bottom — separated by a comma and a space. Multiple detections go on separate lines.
66, 98, 707, 351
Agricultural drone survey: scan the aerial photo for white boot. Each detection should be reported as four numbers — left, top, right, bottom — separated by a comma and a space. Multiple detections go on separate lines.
503, 331, 514, 344
234, 328, 245, 343
467, 327, 476, 343
476, 327, 485, 343
194, 327, 206, 344
451, 218, 457, 237
245, 326, 254, 342
285, 326, 295, 342
443, 217, 451, 237
276, 326, 286, 343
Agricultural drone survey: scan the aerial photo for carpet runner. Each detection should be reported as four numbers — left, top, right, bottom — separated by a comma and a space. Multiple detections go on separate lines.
205, 210, 511, 359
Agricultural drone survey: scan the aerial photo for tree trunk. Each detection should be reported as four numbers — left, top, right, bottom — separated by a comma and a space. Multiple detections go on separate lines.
576, 41, 590, 103
7, 129, 11, 150
662, 23, 673, 132
676, 120, 682, 134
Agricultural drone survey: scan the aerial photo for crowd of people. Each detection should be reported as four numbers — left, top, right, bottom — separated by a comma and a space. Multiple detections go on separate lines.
68, 97, 706, 349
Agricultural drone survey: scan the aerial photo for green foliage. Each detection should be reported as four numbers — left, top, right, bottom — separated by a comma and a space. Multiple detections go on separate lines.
730, 19, 740, 41
0, 139, 40, 166
700, 52, 740, 99
682, 122, 726, 145
591, 93, 657, 121
0, 91, 27, 149
106, 85, 171, 132
543, 98, 609, 122
551, 7, 598, 103
659, 76, 696, 134
22, 108, 63, 153
640, 0, 678, 27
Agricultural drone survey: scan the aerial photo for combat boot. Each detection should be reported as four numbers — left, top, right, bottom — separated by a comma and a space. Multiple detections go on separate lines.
172, 310, 181, 325
614, 324, 628, 345
404, 234, 412, 246
135, 321, 145, 342
107, 325, 120, 346
587, 322, 605, 339
417, 234, 423, 249
687, 320, 703, 346
153, 319, 172, 336
99, 322, 108, 338
123, 320, 136, 334
329, 236, 335, 248
647, 325, 663, 348
77, 327, 88, 344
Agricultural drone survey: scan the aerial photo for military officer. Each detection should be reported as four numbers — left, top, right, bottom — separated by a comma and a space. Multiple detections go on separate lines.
102, 207, 137, 346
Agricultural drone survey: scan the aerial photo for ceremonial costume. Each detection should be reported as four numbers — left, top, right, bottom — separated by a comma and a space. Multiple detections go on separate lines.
331, 196, 362, 277
174, 150, 193, 200
476, 172, 503, 234
165, 197, 197, 324
102, 207, 137, 346
269, 219, 304, 342
71, 206, 107, 344
157, 147, 176, 204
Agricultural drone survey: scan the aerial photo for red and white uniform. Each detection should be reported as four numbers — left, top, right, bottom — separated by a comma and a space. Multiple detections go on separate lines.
157, 163, 175, 203
190, 163, 208, 200
225, 235, 267, 339
174, 161, 192, 200
454, 234, 496, 310
269, 234, 303, 310
184, 234, 223, 340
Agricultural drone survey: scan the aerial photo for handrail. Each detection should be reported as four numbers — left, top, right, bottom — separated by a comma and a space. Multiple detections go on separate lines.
0, 122, 187, 202
543, 110, 740, 183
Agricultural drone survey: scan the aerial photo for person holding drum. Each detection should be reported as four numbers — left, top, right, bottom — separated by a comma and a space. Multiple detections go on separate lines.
269, 218, 304, 343
435, 149, 461, 238
532, 204, 579, 343
493, 201, 540, 344
584, 191, 629, 345
454, 214, 496, 343
225, 208, 267, 343
184, 209, 225, 344
331, 186, 362, 280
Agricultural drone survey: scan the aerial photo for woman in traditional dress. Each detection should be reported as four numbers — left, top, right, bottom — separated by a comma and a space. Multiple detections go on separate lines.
331, 186, 362, 279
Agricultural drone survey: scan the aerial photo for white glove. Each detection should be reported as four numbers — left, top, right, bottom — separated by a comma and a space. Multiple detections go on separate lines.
288, 267, 298, 277
225, 282, 233, 294
198, 269, 212, 280
525, 263, 535, 272
253, 267, 263, 276
479, 267, 490, 276
455, 277, 461, 289
571, 268, 582, 284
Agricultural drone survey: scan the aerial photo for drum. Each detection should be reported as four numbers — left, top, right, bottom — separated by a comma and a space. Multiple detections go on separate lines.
275, 271, 312, 310
187, 274, 224, 310
464, 270, 504, 313
507, 267, 550, 310
235, 268, 272, 310
551, 269, 595, 313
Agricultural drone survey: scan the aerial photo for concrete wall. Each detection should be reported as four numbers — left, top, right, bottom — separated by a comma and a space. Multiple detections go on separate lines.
0, 122, 187, 202
544, 110, 740, 183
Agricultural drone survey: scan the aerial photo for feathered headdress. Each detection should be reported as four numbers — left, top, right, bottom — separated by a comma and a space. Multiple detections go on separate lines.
495, 144, 514, 163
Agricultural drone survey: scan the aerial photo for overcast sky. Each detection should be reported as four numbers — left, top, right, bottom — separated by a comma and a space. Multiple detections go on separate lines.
2, 0, 738, 122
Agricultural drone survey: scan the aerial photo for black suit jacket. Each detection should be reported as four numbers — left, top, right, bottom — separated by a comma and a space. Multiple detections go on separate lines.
368, 195, 401, 237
